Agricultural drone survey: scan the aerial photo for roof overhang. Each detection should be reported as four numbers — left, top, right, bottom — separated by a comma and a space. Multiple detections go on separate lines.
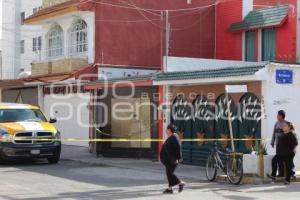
84, 80, 153, 90
24, 0, 93, 25
153, 64, 266, 85
153, 75, 259, 86
84, 75, 155, 90
0, 79, 25, 88
0, 64, 96, 89
229, 4, 289, 32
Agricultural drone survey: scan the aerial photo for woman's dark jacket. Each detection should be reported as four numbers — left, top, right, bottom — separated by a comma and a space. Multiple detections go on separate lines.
276, 132, 298, 156
160, 133, 182, 163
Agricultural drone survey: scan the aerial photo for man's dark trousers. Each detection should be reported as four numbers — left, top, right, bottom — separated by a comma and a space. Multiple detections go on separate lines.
272, 155, 284, 176
163, 161, 180, 187
272, 155, 294, 181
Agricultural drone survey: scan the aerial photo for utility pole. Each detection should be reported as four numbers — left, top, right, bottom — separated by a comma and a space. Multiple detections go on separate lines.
164, 10, 170, 72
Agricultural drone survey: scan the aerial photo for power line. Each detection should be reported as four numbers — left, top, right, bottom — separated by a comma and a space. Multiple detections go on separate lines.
91, 0, 216, 12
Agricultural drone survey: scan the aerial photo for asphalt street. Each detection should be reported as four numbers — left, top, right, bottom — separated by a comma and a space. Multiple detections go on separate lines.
0, 157, 300, 200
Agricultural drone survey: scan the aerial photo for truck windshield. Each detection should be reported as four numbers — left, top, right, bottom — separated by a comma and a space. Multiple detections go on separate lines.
0, 109, 47, 123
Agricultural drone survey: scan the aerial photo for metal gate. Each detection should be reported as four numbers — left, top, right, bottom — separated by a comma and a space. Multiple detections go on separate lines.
187, 95, 215, 165
237, 93, 262, 153
111, 98, 151, 149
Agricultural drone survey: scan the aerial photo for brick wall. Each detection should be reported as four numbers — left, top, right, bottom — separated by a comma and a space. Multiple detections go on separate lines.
31, 62, 52, 76
31, 58, 88, 76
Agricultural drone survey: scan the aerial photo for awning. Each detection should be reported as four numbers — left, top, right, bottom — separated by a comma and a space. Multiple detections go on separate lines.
229, 5, 289, 32
0, 79, 25, 88
154, 65, 265, 82
0, 64, 97, 88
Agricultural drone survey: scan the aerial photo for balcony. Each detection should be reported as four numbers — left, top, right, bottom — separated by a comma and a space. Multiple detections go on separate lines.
31, 58, 88, 76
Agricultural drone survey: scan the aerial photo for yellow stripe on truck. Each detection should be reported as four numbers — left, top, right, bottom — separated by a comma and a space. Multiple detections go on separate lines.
40, 122, 57, 134
0, 105, 11, 109
0, 123, 26, 134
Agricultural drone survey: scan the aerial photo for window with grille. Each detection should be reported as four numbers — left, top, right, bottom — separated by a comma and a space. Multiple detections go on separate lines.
69, 19, 88, 55
33, 36, 42, 52
46, 24, 64, 58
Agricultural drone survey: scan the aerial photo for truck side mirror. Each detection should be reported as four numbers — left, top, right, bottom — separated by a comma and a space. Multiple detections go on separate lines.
49, 118, 57, 124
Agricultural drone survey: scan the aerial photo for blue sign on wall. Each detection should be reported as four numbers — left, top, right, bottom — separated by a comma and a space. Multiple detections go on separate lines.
276, 69, 293, 84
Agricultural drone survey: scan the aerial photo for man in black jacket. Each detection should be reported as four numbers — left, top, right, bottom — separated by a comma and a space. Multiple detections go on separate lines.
160, 124, 185, 194
270, 110, 287, 177
268, 122, 298, 184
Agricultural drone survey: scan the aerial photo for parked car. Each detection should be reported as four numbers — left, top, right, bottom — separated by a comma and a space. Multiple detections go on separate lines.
0, 103, 61, 163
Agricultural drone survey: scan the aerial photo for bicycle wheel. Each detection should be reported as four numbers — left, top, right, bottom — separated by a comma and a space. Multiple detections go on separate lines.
226, 156, 243, 185
206, 155, 217, 181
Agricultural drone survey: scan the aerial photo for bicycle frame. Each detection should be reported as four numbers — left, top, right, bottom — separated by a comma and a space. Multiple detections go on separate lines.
206, 143, 244, 185
211, 145, 230, 172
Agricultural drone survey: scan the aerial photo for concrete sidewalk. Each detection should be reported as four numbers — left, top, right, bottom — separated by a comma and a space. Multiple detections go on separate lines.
61, 145, 207, 180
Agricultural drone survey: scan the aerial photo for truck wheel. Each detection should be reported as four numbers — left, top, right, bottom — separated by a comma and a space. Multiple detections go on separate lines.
47, 149, 61, 164
0, 152, 7, 164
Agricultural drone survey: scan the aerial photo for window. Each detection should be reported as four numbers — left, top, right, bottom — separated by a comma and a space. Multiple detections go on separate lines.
69, 19, 88, 55
262, 28, 276, 61
33, 7, 42, 14
46, 24, 64, 58
0, 109, 47, 123
33, 36, 42, 52
245, 31, 255, 62
33, 8, 38, 14
20, 40, 25, 54
21, 12, 25, 25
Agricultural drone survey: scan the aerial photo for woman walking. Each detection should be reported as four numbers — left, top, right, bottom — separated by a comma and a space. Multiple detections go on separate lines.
160, 124, 185, 194
268, 122, 298, 184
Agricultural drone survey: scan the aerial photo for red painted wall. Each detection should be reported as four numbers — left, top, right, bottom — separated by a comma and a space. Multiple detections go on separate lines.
254, 0, 297, 62
216, 0, 297, 62
215, 0, 243, 60
92, 0, 215, 69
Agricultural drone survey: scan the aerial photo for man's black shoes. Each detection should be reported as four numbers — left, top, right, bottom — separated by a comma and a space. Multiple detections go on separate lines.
163, 189, 173, 194
178, 183, 185, 193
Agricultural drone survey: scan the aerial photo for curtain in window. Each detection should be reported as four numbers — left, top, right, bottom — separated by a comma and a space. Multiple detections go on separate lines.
245, 31, 255, 62
47, 24, 64, 58
262, 29, 276, 61
70, 19, 88, 55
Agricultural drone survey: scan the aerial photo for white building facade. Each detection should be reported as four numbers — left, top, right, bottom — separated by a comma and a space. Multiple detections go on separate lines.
0, 0, 42, 80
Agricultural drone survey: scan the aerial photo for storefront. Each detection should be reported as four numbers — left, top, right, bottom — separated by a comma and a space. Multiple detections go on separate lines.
85, 76, 160, 159
155, 57, 300, 168
0, 65, 97, 148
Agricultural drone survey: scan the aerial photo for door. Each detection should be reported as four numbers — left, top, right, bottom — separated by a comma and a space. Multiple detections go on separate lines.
111, 98, 151, 149
44, 93, 90, 147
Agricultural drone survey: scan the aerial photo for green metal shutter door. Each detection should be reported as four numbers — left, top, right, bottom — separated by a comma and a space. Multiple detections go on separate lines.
262, 29, 276, 61
245, 31, 255, 61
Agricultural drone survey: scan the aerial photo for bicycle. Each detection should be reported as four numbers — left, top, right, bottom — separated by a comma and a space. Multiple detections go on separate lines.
206, 142, 244, 185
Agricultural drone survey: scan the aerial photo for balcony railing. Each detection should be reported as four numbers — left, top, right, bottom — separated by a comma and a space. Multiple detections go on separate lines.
31, 57, 88, 76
